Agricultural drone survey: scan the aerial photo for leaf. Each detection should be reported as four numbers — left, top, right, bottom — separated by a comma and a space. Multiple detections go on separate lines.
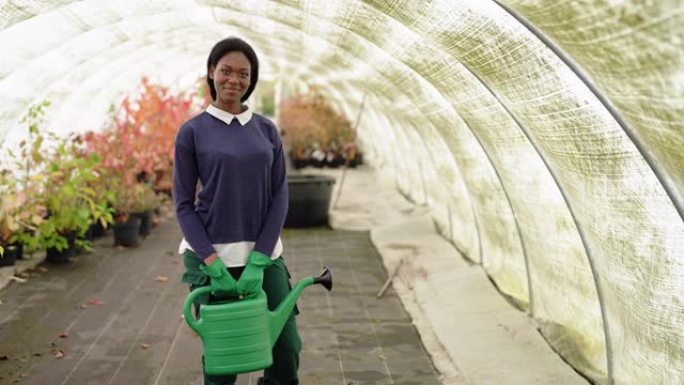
53, 350, 65, 359
63, 184, 75, 196
9, 276, 27, 283
154, 275, 169, 283
6, 217, 19, 232
87, 298, 104, 306
59, 333, 68, 339
31, 214, 44, 225
140, 343, 149, 349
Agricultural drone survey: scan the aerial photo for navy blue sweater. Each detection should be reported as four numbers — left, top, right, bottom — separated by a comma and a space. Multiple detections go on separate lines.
173, 110, 287, 261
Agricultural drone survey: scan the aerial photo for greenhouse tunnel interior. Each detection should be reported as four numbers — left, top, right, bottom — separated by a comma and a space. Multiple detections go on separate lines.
1, 1, 683, 384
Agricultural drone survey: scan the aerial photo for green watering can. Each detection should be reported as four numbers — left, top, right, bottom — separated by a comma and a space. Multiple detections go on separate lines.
183, 266, 332, 376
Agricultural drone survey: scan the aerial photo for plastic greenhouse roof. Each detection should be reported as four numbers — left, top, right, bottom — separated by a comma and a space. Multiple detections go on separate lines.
1, 1, 683, 384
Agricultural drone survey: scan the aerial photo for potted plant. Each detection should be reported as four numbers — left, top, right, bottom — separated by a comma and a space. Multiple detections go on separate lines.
0, 180, 47, 263
85, 172, 115, 239
82, 125, 141, 247
109, 174, 149, 247
5, 101, 110, 263
0, 194, 18, 267
0, 241, 17, 268
1, 102, 53, 259
71, 134, 116, 240
40, 136, 111, 262
129, 183, 159, 238
278, 92, 354, 227
278, 92, 360, 169
1, 173, 20, 266
111, 214, 142, 248
284, 173, 336, 228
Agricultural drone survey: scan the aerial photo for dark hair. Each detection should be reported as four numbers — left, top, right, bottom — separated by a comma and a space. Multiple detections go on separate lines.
206, 37, 259, 103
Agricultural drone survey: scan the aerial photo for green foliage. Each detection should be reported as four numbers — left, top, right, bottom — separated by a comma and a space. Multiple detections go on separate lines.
39, 139, 113, 251
2, 77, 196, 253
261, 94, 276, 117
1, 102, 51, 252
113, 182, 158, 219
3, 101, 114, 253
257, 81, 276, 117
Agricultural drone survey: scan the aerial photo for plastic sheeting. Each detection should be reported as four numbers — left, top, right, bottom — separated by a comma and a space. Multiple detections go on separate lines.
1, 1, 682, 384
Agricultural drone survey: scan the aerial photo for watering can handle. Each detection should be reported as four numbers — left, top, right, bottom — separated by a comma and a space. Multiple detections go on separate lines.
183, 286, 214, 332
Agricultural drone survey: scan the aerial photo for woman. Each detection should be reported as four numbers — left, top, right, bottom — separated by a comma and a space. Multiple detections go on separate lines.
173, 37, 300, 385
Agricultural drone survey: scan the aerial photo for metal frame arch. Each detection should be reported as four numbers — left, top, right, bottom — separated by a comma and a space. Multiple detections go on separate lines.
357, 3, 613, 381
251, 0, 534, 299
492, 0, 684, 223
455, 63, 614, 384
456, 115, 535, 312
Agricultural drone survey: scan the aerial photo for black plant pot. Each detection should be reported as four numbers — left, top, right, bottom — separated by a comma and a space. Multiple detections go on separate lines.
326, 155, 346, 168
76, 226, 95, 254
46, 232, 77, 264
0, 244, 18, 267
83, 226, 93, 242
347, 152, 363, 168
285, 174, 336, 228
132, 211, 152, 237
89, 221, 108, 238
12, 242, 24, 260
291, 158, 310, 170
113, 216, 142, 247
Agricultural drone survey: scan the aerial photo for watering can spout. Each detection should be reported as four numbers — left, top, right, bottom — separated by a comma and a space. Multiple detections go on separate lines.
269, 266, 332, 345
313, 266, 333, 291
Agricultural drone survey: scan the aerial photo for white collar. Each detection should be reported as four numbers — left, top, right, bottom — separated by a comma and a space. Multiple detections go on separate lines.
206, 104, 253, 126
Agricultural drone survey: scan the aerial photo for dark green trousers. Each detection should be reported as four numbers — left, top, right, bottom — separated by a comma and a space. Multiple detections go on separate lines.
182, 251, 301, 385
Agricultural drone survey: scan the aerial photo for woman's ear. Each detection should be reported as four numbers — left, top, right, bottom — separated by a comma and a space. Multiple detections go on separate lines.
208, 66, 215, 79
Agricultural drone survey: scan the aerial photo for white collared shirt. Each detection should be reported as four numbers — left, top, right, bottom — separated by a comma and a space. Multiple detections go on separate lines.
205, 104, 253, 126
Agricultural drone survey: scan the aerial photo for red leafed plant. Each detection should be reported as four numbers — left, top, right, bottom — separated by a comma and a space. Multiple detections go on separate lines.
115, 77, 198, 176
116, 78, 197, 173
278, 92, 357, 169
82, 77, 199, 195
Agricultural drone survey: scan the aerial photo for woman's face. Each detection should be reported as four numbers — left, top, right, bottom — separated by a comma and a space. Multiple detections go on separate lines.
210, 51, 251, 105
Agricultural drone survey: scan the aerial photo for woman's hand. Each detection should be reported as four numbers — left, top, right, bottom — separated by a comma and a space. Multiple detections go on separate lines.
236, 251, 273, 296
200, 256, 237, 296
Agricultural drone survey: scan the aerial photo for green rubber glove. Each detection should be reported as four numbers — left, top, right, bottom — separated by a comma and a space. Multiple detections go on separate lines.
199, 257, 237, 296
236, 251, 273, 296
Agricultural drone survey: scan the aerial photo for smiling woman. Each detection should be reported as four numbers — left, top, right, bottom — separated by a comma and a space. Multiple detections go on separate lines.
173, 36, 300, 385
209, 52, 252, 113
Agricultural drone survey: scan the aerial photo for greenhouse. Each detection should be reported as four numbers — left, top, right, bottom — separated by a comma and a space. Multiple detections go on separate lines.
0, 1, 682, 384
